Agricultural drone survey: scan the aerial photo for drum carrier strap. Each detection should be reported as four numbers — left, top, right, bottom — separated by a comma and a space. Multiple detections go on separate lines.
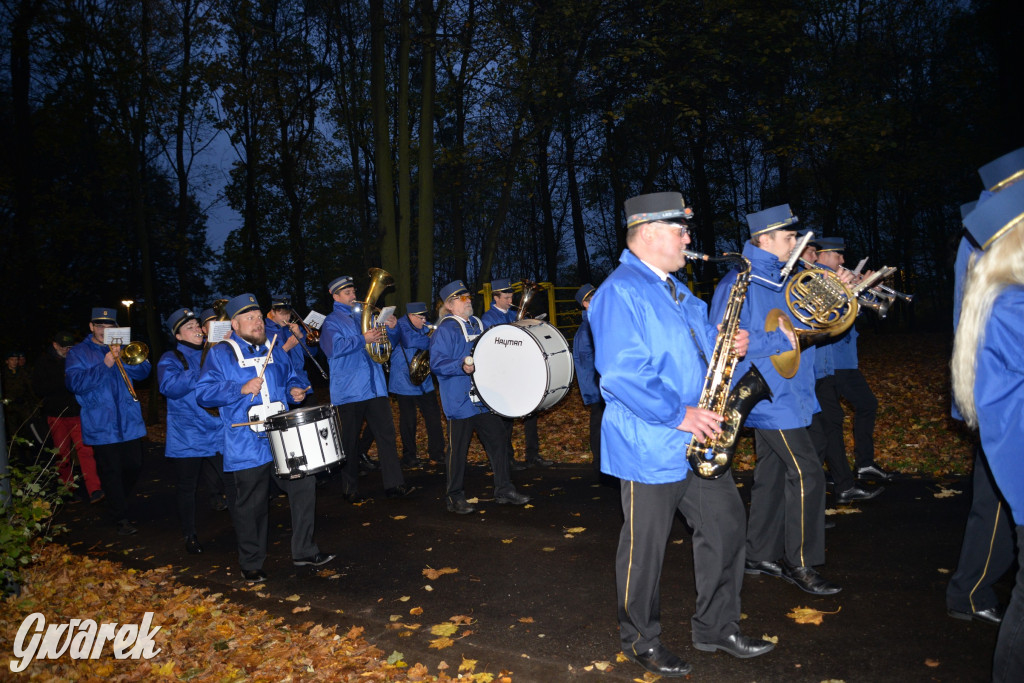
223, 338, 285, 432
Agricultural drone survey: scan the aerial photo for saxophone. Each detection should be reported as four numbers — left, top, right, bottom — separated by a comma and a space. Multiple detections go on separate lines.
683, 251, 772, 479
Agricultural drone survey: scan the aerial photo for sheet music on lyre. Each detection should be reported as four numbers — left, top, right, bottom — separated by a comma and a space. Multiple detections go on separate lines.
208, 320, 232, 342
103, 327, 132, 346
304, 310, 326, 330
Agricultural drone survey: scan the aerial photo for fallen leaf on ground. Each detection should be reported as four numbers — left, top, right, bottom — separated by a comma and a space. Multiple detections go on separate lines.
460, 657, 478, 672
430, 622, 459, 636
787, 605, 842, 625
423, 566, 459, 580
518, 616, 534, 623
429, 637, 454, 650
925, 658, 940, 667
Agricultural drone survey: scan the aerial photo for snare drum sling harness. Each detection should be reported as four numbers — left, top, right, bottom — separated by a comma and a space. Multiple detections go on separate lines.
222, 338, 286, 431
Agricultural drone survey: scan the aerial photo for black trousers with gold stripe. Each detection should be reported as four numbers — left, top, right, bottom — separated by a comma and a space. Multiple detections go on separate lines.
747, 428, 827, 568
616, 474, 746, 655
947, 443, 1015, 614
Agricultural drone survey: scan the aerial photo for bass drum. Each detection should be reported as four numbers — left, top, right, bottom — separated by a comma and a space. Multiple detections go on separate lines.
471, 320, 574, 418
265, 404, 344, 479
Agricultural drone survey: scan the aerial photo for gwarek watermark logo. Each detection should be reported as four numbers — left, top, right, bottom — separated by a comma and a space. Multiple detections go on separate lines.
9, 612, 162, 673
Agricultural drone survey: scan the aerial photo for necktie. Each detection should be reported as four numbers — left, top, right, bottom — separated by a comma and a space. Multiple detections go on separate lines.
665, 277, 678, 303
249, 345, 264, 355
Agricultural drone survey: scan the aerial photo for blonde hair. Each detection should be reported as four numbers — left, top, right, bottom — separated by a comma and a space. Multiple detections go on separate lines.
951, 218, 1024, 426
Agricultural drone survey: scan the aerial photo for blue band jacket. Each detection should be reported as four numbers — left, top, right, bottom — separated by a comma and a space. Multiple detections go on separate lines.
320, 301, 388, 405
158, 344, 225, 459
65, 337, 150, 446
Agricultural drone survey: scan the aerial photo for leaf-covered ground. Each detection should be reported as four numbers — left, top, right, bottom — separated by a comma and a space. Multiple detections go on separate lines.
1, 331, 972, 680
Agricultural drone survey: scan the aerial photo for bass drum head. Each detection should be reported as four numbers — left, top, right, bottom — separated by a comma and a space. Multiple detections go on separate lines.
472, 320, 572, 418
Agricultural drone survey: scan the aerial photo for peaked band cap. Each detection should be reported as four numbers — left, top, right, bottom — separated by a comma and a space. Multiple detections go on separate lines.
575, 283, 596, 307
979, 147, 1024, 193
490, 278, 513, 293
225, 293, 260, 319
200, 308, 216, 325
960, 201, 978, 221
91, 307, 118, 324
815, 237, 845, 252
440, 280, 469, 302
963, 180, 1024, 251
167, 308, 197, 334
747, 204, 799, 237
329, 275, 354, 294
270, 294, 291, 308
624, 192, 694, 229
407, 302, 428, 315
54, 330, 77, 346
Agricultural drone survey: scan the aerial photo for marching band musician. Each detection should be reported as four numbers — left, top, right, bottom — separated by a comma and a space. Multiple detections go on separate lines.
571, 283, 604, 475
815, 239, 893, 483
265, 295, 313, 400
157, 308, 231, 554
65, 306, 151, 536
429, 280, 530, 515
388, 302, 446, 467
196, 293, 333, 582
709, 205, 841, 596
482, 277, 553, 470
951, 177, 1024, 682
805, 237, 883, 505
946, 149, 1024, 627
591, 191, 769, 678
319, 275, 415, 502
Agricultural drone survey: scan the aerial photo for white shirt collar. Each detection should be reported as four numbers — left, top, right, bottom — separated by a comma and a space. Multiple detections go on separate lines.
639, 258, 670, 281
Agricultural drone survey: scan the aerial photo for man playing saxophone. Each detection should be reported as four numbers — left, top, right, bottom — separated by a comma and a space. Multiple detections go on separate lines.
709, 205, 841, 596
591, 191, 769, 678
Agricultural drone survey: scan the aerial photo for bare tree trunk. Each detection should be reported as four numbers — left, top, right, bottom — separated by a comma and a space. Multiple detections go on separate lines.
371, 0, 399, 290
535, 124, 557, 282
564, 114, 590, 284
396, 0, 412, 306
416, 0, 440, 302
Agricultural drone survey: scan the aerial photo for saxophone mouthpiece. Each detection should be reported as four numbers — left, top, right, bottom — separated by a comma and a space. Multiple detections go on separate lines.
683, 250, 710, 261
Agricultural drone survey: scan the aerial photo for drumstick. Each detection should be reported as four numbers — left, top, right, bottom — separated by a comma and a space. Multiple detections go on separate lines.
249, 334, 278, 403
231, 419, 265, 428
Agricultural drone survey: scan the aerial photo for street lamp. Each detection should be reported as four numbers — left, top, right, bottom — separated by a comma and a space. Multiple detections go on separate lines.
121, 300, 134, 329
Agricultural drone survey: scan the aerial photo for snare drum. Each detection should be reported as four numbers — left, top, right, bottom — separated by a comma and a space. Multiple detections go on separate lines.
471, 320, 574, 418
265, 404, 344, 479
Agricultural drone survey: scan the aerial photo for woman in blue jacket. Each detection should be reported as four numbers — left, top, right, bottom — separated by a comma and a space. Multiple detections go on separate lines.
157, 308, 229, 554
952, 179, 1024, 683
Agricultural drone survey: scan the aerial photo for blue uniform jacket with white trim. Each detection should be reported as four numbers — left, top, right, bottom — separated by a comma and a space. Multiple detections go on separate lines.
590, 249, 717, 484
264, 317, 313, 394
430, 315, 487, 420
974, 286, 1024, 522
481, 305, 515, 330
709, 242, 820, 429
195, 332, 302, 472
320, 301, 388, 404
157, 344, 225, 458
65, 337, 150, 446
573, 311, 601, 405
388, 316, 435, 396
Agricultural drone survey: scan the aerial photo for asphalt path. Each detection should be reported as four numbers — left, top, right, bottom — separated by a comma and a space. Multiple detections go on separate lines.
59, 444, 1009, 682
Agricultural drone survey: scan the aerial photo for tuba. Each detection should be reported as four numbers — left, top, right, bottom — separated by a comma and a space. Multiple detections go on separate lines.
684, 251, 772, 479
357, 267, 394, 364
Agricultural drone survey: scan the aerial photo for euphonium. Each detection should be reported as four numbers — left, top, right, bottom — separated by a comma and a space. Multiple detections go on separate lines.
683, 251, 772, 479
359, 267, 394, 364
514, 280, 544, 322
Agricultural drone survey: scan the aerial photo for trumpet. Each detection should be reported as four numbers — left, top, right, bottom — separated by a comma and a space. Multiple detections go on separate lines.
288, 308, 320, 345
112, 341, 149, 402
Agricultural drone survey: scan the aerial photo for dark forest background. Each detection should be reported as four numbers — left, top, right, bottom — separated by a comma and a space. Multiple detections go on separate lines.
2, 0, 1023, 364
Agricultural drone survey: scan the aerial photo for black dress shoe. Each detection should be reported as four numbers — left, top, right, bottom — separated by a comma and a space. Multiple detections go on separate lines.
526, 456, 553, 467
359, 453, 380, 472
693, 632, 775, 659
446, 498, 476, 515
948, 606, 1003, 625
185, 534, 203, 554
293, 552, 337, 567
825, 518, 836, 529
241, 568, 267, 583
781, 563, 842, 595
401, 457, 419, 468
117, 519, 138, 536
342, 491, 368, 504
385, 484, 418, 499
625, 643, 692, 677
837, 485, 883, 503
510, 460, 527, 471
495, 491, 531, 505
744, 559, 784, 578
856, 462, 893, 481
